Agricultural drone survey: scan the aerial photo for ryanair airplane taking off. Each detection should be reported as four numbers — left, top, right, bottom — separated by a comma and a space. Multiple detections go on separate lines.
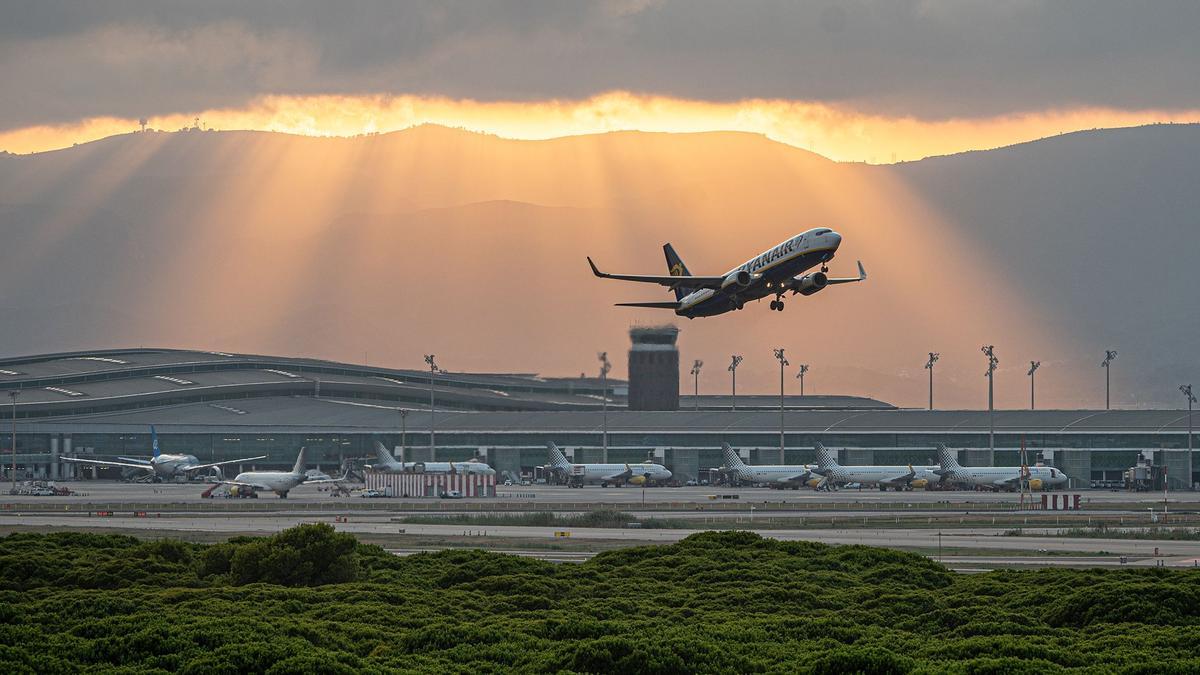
587, 228, 865, 317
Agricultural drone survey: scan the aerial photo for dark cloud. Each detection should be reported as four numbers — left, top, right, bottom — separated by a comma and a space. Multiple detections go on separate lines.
2, 0, 1199, 130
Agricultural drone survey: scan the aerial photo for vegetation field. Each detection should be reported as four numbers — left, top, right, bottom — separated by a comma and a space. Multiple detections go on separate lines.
2, 525, 1199, 673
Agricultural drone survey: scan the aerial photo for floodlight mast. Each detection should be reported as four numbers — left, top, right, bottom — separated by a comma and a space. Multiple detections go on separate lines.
1102, 350, 1118, 410
598, 352, 612, 462
424, 355, 438, 455
1028, 361, 1041, 410
690, 360, 704, 411
1182, 384, 1196, 491
795, 364, 810, 396
924, 353, 939, 410
982, 346, 998, 463
728, 355, 743, 411
8, 391, 17, 492
774, 348, 789, 464
397, 408, 408, 463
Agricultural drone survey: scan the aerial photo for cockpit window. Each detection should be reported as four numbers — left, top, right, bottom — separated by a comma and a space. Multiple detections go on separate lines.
813, 228, 832, 235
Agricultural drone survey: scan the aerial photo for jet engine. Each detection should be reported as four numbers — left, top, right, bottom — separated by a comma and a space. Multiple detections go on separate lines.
910, 478, 929, 489
1028, 478, 1044, 491
628, 474, 648, 486
721, 270, 752, 290
789, 272, 828, 296
410, 462, 426, 474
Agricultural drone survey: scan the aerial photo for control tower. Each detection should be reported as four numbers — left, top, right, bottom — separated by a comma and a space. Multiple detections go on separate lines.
628, 325, 680, 410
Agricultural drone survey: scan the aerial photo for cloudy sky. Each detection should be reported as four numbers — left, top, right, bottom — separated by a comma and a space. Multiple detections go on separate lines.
2, 1, 1199, 159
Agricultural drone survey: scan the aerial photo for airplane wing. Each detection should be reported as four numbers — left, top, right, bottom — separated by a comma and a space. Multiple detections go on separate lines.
774, 472, 811, 484
216, 480, 270, 491
587, 257, 726, 290
992, 475, 1022, 488
60, 457, 155, 471
184, 455, 269, 472
116, 457, 153, 465
878, 466, 916, 487
303, 473, 351, 485
615, 301, 682, 309
601, 466, 634, 483
825, 260, 867, 285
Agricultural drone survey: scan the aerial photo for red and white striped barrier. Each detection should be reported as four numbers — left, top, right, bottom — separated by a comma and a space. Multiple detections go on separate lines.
365, 471, 496, 498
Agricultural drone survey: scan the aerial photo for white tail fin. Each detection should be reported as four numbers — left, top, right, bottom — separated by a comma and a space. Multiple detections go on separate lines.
292, 447, 307, 475
721, 443, 747, 470
547, 443, 572, 471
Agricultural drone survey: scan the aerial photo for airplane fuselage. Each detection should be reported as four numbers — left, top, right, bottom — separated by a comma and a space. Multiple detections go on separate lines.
230, 470, 305, 496
677, 228, 842, 317
365, 461, 495, 475
567, 463, 672, 486
823, 465, 939, 489
149, 454, 202, 479
949, 466, 1068, 490
731, 465, 815, 485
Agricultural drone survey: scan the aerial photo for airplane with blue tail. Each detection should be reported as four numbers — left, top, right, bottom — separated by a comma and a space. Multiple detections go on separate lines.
587, 228, 865, 317
61, 425, 266, 481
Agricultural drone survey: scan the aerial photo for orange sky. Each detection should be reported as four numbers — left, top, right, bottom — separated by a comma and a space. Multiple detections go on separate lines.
2, 92, 1198, 163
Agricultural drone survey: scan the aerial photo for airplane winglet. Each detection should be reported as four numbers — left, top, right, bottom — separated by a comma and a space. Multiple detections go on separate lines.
825, 260, 868, 285
587, 256, 604, 277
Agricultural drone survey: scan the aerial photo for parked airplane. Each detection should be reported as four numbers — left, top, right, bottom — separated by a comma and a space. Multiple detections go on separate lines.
547, 443, 672, 487
720, 443, 816, 489
587, 228, 865, 317
365, 442, 496, 475
61, 426, 266, 481
814, 443, 937, 491
218, 447, 347, 498
935, 445, 1068, 491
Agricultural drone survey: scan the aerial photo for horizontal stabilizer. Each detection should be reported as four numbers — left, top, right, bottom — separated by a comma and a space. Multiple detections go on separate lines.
615, 301, 681, 309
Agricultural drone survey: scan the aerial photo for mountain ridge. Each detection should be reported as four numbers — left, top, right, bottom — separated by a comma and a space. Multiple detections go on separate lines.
1, 123, 1196, 407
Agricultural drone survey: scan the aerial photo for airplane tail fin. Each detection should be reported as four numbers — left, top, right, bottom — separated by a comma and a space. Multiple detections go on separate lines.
663, 243, 694, 301
546, 443, 572, 472
815, 443, 839, 471
936, 444, 963, 471
150, 425, 160, 458
292, 447, 307, 475
373, 441, 397, 466
721, 443, 747, 471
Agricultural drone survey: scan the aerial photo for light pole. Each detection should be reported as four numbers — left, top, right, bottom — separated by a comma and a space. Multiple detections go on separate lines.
925, 353, 939, 410
598, 352, 611, 462
795, 364, 809, 397
1102, 350, 1118, 410
424, 355, 438, 456
1182, 385, 1195, 491
982, 345, 998, 462
398, 408, 408, 462
774, 348, 789, 464
690, 360, 703, 411
8, 391, 17, 491
728, 355, 743, 411
1028, 361, 1040, 410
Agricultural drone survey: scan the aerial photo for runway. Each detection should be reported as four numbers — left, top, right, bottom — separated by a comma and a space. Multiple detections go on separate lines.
5, 481, 1197, 570
2, 480, 1185, 508
5, 511, 1199, 568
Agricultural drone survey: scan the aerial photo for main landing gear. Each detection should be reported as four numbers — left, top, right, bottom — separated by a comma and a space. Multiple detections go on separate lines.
769, 295, 786, 311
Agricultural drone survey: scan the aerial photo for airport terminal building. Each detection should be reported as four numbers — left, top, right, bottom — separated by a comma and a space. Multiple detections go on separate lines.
1, 348, 1196, 488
